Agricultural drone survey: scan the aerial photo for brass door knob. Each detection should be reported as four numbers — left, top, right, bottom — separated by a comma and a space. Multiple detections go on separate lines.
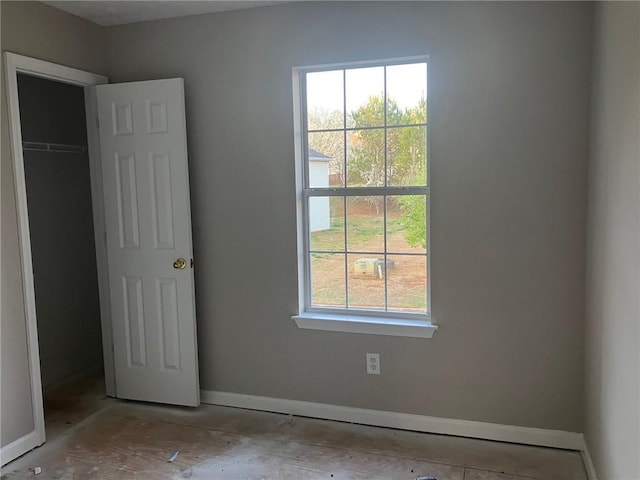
173, 258, 187, 269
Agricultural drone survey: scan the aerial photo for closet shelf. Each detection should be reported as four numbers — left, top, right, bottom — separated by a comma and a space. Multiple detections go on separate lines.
22, 141, 87, 154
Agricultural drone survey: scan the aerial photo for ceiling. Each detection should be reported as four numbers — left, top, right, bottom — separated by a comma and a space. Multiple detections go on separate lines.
43, 1, 287, 27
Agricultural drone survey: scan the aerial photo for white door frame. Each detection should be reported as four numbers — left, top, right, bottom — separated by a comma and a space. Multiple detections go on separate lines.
2, 52, 112, 465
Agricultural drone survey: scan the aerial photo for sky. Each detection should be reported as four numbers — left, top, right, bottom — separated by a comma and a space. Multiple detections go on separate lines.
306, 62, 427, 115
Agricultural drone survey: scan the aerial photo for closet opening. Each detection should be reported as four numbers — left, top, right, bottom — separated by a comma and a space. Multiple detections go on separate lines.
17, 73, 107, 441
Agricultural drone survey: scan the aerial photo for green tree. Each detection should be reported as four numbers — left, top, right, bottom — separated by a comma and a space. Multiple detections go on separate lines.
398, 165, 427, 249
399, 197, 426, 248
389, 98, 426, 186
348, 96, 426, 187
348, 96, 402, 188
349, 96, 427, 242
396, 99, 427, 249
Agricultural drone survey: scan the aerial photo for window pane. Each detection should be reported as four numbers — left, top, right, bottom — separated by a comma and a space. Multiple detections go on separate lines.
387, 195, 427, 254
347, 128, 385, 187
301, 59, 429, 318
387, 126, 427, 186
308, 131, 344, 188
346, 196, 384, 253
348, 253, 385, 310
386, 63, 427, 126
311, 253, 346, 307
346, 66, 385, 128
386, 254, 427, 313
306, 70, 344, 130
310, 197, 344, 252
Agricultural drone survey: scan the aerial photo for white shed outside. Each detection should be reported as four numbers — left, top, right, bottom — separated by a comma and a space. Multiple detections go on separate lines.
309, 148, 331, 232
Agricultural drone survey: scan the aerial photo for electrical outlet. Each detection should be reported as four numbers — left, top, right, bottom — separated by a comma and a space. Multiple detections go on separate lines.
366, 353, 380, 375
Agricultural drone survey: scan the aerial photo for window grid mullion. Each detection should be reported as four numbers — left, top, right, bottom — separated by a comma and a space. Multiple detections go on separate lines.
383, 65, 388, 189
342, 69, 349, 308
311, 249, 428, 257
383, 66, 389, 311
383, 195, 389, 312
304, 187, 429, 197
343, 196, 349, 309
342, 69, 347, 188
308, 123, 427, 134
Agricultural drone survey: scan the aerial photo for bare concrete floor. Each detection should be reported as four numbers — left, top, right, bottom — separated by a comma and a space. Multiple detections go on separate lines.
2, 379, 587, 480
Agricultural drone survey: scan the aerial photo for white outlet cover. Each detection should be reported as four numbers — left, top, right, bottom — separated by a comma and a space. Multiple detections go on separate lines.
366, 353, 380, 375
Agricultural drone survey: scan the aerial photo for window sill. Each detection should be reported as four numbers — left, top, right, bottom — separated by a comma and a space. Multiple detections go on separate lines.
292, 312, 437, 338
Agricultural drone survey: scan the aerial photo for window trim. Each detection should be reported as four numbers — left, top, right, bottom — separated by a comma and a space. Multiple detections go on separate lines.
292, 56, 436, 338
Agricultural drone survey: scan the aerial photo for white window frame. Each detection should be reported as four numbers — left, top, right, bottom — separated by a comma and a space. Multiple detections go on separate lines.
291, 56, 437, 338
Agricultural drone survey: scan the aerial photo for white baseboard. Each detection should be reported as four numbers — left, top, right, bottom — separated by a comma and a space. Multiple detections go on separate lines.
580, 435, 598, 480
0, 430, 44, 467
201, 390, 583, 451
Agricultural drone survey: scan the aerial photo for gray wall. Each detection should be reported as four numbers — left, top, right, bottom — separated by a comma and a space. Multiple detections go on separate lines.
585, 2, 640, 478
18, 74, 103, 389
0, 0, 106, 449
107, 2, 593, 432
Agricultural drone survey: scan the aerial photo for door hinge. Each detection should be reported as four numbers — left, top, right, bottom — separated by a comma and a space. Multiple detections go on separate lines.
190, 258, 194, 268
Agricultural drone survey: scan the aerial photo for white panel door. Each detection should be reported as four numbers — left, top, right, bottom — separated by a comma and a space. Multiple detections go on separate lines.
97, 79, 199, 406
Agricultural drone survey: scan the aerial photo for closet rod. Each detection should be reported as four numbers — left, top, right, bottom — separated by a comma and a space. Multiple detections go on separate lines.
22, 141, 87, 154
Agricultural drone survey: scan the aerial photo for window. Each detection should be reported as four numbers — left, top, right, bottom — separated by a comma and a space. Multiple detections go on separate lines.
292, 58, 436, 338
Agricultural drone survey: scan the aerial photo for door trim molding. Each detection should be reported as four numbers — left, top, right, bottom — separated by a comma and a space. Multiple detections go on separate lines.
201, 390, 584, 451
2, 52, 109, 465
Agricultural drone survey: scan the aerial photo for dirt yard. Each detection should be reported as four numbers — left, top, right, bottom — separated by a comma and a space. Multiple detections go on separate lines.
310, 198, 427, 313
